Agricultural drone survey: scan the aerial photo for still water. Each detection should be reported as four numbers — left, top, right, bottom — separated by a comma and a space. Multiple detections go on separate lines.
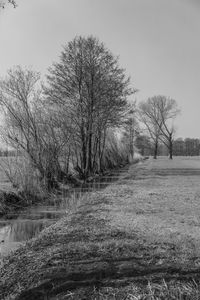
0, 167, 129, 256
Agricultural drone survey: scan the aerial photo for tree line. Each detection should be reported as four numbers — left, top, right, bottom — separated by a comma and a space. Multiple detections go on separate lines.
135, 136, 200, 157
0, 35, 186, 195
173, 138, 200, 156
0, 36, 136, 191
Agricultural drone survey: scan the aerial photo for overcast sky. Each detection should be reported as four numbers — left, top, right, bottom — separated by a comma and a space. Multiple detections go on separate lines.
0, 0, 199, 138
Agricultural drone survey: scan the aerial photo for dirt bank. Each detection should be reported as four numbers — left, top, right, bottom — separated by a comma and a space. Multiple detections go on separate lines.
1, 157, 200, 299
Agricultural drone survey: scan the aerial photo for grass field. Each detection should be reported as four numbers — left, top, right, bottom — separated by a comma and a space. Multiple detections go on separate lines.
109, 156, 200, 260
1, 156, 200, 299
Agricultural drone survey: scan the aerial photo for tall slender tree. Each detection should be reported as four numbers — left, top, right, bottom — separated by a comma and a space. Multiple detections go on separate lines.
138, 107, 161, 159
44, 36, 134, 178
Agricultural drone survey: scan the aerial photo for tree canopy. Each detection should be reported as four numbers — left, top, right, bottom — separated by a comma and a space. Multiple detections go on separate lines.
45, 35, 135, 177
139, 95, 180, 159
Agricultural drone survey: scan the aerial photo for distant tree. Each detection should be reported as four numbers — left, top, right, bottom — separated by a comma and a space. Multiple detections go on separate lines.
44, 36, 135, 178
135, 135, 153, 156
193, 139, 200, 156
157, 143, 168, 156
173, 138, 185, 156
184, 138, 200, 156
138, 105, 161, 159
122, 104, 139, 160
173, 138, 200, 156
139, 96, 180, 159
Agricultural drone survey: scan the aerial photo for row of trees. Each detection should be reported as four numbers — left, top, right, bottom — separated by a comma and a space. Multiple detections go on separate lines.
173, 138, 200, 156
135, 136, 200, 157
0, 35, 187, 194
0, 1, 194, 167
0, 36, 135, 191
44, 37, 134, 178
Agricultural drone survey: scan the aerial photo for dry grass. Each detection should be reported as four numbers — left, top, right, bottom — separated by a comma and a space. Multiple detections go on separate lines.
55, 280, 200, 299
108, 157, 200, 256
1, 157, 200, 299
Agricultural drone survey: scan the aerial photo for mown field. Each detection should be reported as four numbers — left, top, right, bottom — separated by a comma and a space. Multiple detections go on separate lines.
1, 156, 200, 299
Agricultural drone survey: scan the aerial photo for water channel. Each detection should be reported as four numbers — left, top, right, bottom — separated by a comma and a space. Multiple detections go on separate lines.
0, 166, 130, 257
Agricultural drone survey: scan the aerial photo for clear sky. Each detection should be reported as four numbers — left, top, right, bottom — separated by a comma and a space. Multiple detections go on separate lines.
0, 0, 199, 138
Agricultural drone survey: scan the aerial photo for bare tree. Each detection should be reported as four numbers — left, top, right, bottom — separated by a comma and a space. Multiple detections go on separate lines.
0, 66, 67, 190
122, 104, 140, 161
139, 96, 180, 159
173, 138, 200, 156
44, 36, 135, 178
138, 102, 161, 159
135, 134, 153, 156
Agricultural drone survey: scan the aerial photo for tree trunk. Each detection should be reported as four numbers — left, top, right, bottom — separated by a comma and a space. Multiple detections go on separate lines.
92, 136, 99, 173
99, 129, 107, 172
80, 125, 87, 178
169, 138, 173, 159
87, 132, 93, 175
153, 140, 158, 159
66, 147, 71, 174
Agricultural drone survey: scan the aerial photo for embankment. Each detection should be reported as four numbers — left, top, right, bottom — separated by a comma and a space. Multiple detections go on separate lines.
1, 157, 200, 299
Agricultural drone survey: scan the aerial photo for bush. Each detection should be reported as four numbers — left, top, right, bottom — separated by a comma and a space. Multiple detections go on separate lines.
0, 191, 25, 215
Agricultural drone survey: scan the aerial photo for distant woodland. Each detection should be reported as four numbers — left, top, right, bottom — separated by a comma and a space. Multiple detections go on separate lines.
135, 136, 200, 157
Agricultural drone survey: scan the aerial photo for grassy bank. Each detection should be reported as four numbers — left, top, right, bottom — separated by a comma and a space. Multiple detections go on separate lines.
0, 190, 48, 218
1, 157, 200, 299
0, 156, 138, 218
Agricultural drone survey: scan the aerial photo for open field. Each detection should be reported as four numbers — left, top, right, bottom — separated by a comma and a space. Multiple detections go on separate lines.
1, 157, 200, 299
110, 156, 200, 253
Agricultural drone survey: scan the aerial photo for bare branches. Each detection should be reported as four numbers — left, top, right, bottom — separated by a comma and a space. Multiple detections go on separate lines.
138, 95, 180, 159
0, 37, 136, 187
0, 66, 66, 190
44, 36, 135, 177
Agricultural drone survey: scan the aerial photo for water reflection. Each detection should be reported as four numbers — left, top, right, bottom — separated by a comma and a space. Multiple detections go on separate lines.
0, 218, 56, 256
0, 166, 129, 256
0, 208, 64, 257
